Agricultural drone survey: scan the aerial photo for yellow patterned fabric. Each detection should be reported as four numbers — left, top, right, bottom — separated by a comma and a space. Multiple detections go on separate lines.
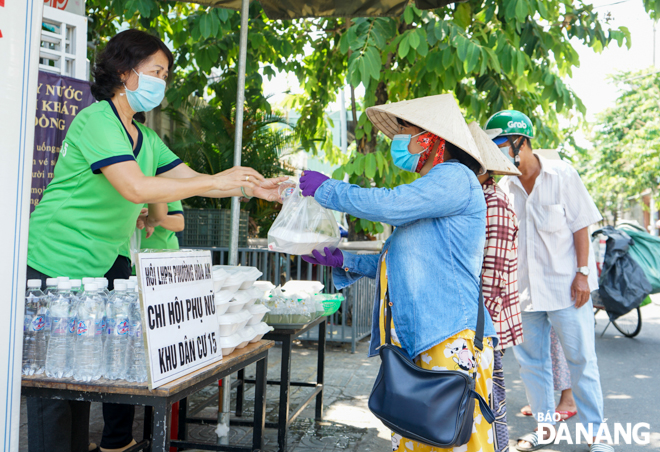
379, 256, 496, 452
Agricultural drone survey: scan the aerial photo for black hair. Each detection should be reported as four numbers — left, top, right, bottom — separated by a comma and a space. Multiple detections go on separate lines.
91, 29, 173, 104
446, 141, 481, 175
396, 117, 413, 127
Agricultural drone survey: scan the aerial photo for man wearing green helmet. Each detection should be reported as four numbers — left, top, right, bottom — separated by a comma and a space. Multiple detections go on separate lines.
485, 111, 611, 452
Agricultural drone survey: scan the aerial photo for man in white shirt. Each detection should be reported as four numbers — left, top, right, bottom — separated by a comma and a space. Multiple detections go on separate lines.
486, 110, 610, 452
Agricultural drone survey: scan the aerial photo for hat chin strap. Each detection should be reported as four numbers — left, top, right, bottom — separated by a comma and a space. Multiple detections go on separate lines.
508, 136, 523, 168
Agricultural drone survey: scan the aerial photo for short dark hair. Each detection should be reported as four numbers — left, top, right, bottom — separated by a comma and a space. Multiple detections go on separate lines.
396, 117, 413, 128
91, 29, 173, 103
446, 141, 481, 175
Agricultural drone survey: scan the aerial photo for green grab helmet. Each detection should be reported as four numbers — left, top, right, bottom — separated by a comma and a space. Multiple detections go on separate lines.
484, 110, 535, 139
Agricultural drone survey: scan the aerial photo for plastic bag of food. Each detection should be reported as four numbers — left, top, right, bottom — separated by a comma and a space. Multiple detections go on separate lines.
267, 184, 340, 255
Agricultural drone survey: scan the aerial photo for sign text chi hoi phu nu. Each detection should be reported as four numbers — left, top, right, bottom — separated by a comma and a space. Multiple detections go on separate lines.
137, 250, 221, 389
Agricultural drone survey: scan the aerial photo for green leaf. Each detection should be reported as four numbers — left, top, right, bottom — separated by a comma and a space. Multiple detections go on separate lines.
453, 3, 472, 29
398, 34, 410, 59
515, 0, 528, 22
442, 47, 453, 69
355, 154, 365, 175
456, 35, 469, 61
484, 47, 501, 73
537, 0, 549, 19
465, 43, 480, 73
365, 46, 382, 80
332, 167, 345, 180
409, 30, 420, 49
365, 153, 377, 178
198, 13, 218, 40
404, 6, 414, 25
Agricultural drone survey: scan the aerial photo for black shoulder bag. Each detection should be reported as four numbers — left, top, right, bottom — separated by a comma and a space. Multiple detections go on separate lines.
367, 285, 496, 448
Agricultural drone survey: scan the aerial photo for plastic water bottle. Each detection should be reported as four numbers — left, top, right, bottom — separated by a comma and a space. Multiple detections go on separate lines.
70, 279, 82, 295
103, 282, 130, 380
22, 280, 48, 375
45, 281, 74, 378
94, 278, 109, 344
125, 285, 147, 383
57, 276, 69, 283
72, 283, 105, 382
45, 278, 58, 296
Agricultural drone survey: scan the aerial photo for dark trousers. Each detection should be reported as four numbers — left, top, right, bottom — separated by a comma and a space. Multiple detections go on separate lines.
27, 256, 135, 451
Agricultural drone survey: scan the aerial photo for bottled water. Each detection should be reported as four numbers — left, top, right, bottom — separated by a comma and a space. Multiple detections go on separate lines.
57, 276, 69, 284
72, 283, 105, 382
103, 282, 130, 380
45, 281, 74, 378
125, 286, 147, 383
95, 277, 110, 296
22, 280, 48, 375
94, 278, 109, 344
45, 278, 58, 295
70, 279, 82, 295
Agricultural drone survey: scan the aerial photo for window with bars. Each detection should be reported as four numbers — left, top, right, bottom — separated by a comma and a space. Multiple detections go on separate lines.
40, 6, 88, 81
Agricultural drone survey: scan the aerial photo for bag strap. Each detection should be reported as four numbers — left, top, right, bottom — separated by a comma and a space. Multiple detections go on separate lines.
384, 280, 485, 351
474, 278, 485, 352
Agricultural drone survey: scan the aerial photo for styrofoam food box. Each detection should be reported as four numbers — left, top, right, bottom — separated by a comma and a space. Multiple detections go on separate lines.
236, 326, 255, 349
281, 280, 324, 295
217, 310, 251, 337
250, 322, 273, 343
213, 266, 263, 291
226, 294, 249, 313
212, 267, 230, 293
247, 304, 270, 326
218, 333, 242, 356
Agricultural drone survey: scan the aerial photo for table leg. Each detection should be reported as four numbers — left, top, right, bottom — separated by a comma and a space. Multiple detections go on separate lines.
177, 397, 187, 441
277, 335, 293, 452
144, 405, 153, 452
151, 400, 171, 452
236, 368, 245, 417
252, 354, 268, 451
315, 319, 326, 421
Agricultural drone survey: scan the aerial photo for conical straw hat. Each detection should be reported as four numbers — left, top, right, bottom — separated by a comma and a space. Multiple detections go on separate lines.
366, 94, 486, 175
468, 122, 521, 176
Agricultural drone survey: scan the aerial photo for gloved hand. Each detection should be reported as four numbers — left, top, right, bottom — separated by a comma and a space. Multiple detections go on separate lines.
299, 170, 329, 197
302, 247, 344, 268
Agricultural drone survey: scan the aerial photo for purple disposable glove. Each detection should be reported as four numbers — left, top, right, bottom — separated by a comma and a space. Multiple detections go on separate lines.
299, 170, 330, 197
302, 247, 344, 268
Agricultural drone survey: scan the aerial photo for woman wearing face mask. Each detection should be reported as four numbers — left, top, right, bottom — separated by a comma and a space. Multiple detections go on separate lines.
26, 29, 286, 452
299, 95, 499, 452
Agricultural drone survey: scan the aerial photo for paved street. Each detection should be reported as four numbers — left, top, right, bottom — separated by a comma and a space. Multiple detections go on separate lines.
19, 298, 660, 451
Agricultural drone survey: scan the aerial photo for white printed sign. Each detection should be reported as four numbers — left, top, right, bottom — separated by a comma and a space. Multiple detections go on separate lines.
137, 250, 222, 389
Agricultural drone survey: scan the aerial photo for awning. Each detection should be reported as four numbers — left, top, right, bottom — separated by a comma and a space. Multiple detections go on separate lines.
191, 0, 464, 20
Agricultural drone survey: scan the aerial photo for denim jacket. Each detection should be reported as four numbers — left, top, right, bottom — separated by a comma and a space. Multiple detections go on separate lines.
314, 161, 497, 358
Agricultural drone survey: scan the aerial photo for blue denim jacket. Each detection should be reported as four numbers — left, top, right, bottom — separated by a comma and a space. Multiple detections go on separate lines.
314, 161, 497, 358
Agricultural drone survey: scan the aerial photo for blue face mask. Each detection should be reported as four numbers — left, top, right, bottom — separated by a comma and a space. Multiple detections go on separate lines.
390, 132, 424, 172
124, 69, 166, 113
499, 145, 515, 164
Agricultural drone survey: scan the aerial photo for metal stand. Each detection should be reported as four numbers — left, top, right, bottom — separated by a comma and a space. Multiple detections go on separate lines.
232, 317, 327, 452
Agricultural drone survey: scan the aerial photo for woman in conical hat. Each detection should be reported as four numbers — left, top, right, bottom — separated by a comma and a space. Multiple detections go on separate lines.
299, 94, 499, 452
469, 121, 522, 452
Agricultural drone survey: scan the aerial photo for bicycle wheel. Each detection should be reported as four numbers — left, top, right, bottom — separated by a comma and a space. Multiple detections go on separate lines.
612, 307, 642, 338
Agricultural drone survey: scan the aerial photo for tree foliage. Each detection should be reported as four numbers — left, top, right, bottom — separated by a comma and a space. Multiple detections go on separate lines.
572, 69, 660, 222
85, 0, 634, 236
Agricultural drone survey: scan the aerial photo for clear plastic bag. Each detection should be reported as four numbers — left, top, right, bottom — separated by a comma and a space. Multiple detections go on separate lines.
129, 227, 141, 267
267, 184, 341, 255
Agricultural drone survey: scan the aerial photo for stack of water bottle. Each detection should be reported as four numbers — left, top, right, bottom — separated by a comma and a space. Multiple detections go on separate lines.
22, 276, 149, 383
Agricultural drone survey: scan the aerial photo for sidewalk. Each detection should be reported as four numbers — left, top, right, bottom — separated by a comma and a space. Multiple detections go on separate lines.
20, 300, 660, 451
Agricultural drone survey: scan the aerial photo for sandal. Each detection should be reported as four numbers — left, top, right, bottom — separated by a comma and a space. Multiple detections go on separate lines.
516, 432, 547, 451
555, 410, 577, 421
520, 405, 533, 416
590, 444, 614, 451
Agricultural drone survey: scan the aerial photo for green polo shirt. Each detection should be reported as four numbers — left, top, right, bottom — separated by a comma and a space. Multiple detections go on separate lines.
27, 100, 182, 279
140, 201, 183, 251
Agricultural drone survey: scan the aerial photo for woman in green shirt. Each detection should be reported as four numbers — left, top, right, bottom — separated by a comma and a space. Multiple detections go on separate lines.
26, 29, 284, 452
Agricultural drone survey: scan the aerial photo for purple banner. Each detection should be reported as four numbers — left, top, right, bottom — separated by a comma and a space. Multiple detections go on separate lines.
31, 71, 95, 213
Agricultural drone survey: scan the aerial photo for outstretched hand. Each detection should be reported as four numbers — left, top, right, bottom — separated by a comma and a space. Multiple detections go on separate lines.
251, 176, 291, 202
302, 247, 344, 268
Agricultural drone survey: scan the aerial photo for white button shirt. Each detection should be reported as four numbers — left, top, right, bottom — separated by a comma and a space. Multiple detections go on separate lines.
499, 155, 602, 312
